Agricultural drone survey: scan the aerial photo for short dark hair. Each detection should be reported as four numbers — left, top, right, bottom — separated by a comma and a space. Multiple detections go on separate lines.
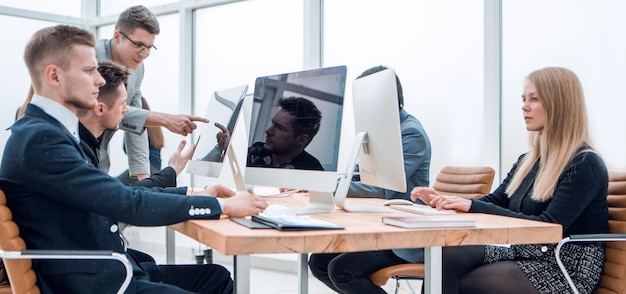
97, 60, 130, 107
278, 97, 322, 140
115, 5, 160, 35
356, 65, 404, 109
24, 25, 95, 90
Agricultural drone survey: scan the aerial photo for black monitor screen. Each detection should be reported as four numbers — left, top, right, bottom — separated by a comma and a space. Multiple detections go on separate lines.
246, 66, 346, 172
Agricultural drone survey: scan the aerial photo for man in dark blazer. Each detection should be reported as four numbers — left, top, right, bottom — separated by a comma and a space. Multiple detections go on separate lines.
77, 60, 191, 193
1, 25, 267, 294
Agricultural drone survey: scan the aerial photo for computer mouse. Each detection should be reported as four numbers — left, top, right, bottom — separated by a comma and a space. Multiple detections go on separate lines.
262, 204, 292, 215
382, 199, 414, 206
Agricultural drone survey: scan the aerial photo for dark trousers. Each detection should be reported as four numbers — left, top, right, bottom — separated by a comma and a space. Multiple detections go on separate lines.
129, 249, 233, 294
308, 250, 408, 294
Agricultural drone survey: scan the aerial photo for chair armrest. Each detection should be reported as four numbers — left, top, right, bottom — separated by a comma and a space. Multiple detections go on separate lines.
369, 263, 425, 286
555, 234, 626, 294
567, 233, 626, 241
0, 249, 132, 294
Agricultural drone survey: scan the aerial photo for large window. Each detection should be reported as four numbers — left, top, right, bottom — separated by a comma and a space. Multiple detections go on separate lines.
501, 0, 626, 171
0, 16, 57, 163
0, 0, 81, 17
324, 0, 484, 181
194, 0, 303, 115
193, 0, 303, 186
100, 0, 177, 16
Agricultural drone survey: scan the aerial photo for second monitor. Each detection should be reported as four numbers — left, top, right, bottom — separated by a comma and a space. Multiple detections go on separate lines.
187, 84, 248, 178
334, 67, 406, 212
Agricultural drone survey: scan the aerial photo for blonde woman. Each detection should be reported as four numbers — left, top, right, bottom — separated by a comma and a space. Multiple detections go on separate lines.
413, 67, 608, 294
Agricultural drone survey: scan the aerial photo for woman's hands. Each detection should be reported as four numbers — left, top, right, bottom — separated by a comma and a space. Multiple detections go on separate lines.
410, 187, 439, 204
411, 187, 472, 212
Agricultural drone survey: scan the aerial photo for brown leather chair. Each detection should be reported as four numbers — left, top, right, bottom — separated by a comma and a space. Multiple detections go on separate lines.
0, 189, 133, 294
556, 171, 626, 294
369, 166, 495, 293
432, 166, 496, 199
0, 265, 11, 294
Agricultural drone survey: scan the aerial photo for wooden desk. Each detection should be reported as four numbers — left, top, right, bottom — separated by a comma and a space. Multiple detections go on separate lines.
170, 195, 562, 294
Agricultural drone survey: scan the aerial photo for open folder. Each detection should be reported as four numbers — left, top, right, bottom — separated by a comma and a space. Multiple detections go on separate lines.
251, 214, 344, 231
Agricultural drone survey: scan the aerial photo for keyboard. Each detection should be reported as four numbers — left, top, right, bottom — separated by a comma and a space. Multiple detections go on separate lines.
390, 204, 456, 215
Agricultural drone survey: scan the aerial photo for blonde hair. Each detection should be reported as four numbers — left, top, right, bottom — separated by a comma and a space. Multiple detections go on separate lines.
16, 86, 34, 120
505, 67, 591, 202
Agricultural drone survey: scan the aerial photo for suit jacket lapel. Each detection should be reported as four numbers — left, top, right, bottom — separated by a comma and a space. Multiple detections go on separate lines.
24, 104, 89, 161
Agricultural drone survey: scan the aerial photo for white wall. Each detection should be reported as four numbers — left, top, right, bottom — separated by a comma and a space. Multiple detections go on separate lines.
0, 16, 55, 155
191, 0, 304, 188
324, 0, 485, 185
501, 0, 626, 174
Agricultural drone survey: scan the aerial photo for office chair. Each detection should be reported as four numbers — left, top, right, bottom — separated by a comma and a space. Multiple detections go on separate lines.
369, 166, 496, 294
556, 171, 626, 294
0, 189, 133, 294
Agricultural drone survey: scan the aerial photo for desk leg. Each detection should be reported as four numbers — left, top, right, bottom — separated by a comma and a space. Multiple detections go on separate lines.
234, 255, 251, 294
424, 246, 442, 294
165, 227, 175, 264
297, 254, 309, 294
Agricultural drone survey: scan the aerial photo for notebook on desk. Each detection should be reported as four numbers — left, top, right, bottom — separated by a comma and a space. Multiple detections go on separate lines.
230, 217, 273, 229
390, 204, 456, 215
251, 214, 344, 231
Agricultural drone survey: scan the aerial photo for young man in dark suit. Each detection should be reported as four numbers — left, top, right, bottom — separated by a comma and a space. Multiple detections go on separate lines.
77, 60, 192, 192
0, 24, 267, 294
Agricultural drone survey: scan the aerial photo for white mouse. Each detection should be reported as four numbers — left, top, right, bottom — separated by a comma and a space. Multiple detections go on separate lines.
382, 199, 414, 206
261, 204, 292, 215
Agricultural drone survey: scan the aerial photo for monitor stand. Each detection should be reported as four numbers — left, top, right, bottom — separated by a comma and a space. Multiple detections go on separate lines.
334, 132, 392, 213
226, 144, 250, 193
285, 190, 335, 214
226, 145, 335, 214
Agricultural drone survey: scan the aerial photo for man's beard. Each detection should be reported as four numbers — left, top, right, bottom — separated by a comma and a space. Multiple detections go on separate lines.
65, 89, 97, 111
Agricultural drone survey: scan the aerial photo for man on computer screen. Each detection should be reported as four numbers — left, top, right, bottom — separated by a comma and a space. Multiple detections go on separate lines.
247, 96, 324, 171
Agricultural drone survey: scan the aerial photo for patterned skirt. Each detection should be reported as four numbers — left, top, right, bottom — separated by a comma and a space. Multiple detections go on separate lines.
484, 242, 604, 294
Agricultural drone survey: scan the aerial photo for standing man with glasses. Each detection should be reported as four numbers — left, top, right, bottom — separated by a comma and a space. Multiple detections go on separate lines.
96, 5, 208, 180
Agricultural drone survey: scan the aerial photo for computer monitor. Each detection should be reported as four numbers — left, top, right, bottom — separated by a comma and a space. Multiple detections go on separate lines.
187, 84, 249, 178
334, 68, 406, 212
244, 65, 347, 214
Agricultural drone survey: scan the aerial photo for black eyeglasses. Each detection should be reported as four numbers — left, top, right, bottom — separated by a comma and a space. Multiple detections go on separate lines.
119, 31, 157, 53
